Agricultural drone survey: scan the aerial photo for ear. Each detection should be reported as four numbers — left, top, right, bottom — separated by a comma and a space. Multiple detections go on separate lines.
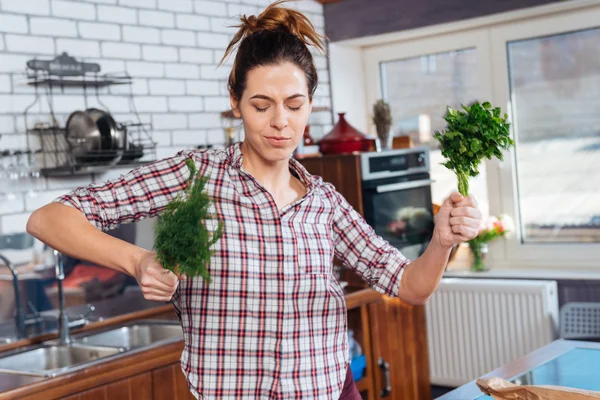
230, 93, 241, 119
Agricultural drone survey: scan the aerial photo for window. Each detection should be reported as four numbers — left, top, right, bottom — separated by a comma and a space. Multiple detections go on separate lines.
378, 48, 490, 217
359, 2, 600, 268
507, 28, 600, 244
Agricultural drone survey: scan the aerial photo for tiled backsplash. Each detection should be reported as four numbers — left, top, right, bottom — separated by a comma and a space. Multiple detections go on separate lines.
0, 0, 332, 235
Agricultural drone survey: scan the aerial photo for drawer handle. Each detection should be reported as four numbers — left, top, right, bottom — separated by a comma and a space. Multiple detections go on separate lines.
378, 357, 392, 397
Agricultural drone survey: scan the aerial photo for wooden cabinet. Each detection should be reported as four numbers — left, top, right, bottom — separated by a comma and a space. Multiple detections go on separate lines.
369, 298, 431, 400
152, 363, 195, 400
61, 372, 152, 400
297, 153, 363, 215
58, 364, 190, 400
297, 153, 431, 400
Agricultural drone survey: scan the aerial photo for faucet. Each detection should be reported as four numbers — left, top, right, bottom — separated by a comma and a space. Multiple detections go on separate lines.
0, 252, 26, 339
53, 250, 95, 346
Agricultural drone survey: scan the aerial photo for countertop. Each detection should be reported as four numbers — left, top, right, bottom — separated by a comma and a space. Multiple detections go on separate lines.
439, 339, 600, 400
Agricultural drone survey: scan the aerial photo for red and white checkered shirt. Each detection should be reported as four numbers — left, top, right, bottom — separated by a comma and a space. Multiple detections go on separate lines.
55, 142, 409, 399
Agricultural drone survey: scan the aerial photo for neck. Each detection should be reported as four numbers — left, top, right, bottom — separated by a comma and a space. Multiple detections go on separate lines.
240, 141, 292, 191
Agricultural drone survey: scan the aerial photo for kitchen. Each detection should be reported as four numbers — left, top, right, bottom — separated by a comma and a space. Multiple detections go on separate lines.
1, 0, 600, 399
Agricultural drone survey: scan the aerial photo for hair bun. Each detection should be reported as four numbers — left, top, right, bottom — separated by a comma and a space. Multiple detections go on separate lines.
240, 14, 258, 32
221, 0, 326, 65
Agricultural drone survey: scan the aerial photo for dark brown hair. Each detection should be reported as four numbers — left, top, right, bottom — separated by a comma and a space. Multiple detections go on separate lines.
220, 0, 327, 102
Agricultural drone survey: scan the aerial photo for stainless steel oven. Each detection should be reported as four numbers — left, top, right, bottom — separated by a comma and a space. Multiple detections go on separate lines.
360, 148, 434, 260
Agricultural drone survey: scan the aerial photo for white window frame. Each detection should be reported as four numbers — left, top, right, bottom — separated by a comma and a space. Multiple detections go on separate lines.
352, 0, 600, 269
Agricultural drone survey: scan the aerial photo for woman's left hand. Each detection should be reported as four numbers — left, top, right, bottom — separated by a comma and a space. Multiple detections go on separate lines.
434, 192, 482, 249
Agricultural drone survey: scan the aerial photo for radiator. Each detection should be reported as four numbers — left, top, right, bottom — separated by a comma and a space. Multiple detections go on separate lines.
425, 278, 559, 387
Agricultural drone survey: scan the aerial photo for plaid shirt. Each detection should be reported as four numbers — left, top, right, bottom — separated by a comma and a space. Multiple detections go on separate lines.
55, 142, 409, 399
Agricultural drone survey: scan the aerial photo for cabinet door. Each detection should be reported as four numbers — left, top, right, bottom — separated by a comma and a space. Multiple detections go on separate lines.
297, 153, 363, 215
368, 298, 431, 400
61, 372, 152, 400
152, 363, 196, 400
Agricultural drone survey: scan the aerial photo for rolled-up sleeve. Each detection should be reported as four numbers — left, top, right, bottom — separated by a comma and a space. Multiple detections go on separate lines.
329, 184, 409, 297
54, 150, 197, 232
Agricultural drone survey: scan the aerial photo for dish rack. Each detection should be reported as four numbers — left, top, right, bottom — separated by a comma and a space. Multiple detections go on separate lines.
20, 52, 157, 176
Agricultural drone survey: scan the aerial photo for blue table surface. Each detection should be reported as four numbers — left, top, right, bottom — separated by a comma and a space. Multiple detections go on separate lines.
477, 347, 600, 399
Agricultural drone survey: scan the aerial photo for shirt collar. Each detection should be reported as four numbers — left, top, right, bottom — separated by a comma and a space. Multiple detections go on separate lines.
226, 141, 316, 194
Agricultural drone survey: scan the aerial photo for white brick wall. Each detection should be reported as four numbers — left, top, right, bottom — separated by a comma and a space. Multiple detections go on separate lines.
176, 14, 210, 31
158, 0, 194, 13
5, 35, 55, 54
162, 29, 196, 46
193, 1, 226, 16
126, 61, 164, 77
149, 79, 186, 95
196, 32, 229, 49
165, 63, 199, 79
0, 14, 30, 34
180, 48, 212, 63
142, 44, 178, 61
30, 17, 78, 37
97, 5, 137, 24
139, 10, 175, 28
56, 38, 101, 58
51, 0, 96, 21
123, 26, 160, 44
79, 22, 122, 41
0, 0, 329, 234
102, 42, 141, 59
2, 0, 50, 16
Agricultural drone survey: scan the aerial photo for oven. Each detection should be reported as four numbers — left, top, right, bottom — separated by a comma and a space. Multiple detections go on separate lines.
360, 148, 434, 261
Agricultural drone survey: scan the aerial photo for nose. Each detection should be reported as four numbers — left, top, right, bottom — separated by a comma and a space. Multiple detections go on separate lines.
270, 105, 288, 131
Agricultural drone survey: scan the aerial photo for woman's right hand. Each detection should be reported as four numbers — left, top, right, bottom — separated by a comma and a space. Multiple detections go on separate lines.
132, 250, 186, 302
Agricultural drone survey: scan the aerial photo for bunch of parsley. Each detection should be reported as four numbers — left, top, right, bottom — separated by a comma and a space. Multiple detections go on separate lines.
434, 101, 514, 196
154, 159, 223, 283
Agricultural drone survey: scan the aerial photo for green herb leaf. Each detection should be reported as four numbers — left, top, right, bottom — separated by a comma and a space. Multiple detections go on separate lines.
153, 159, 223, 282
434, 101, 515, 196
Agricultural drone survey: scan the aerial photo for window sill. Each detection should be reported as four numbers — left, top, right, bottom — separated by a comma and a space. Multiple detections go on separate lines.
444, 268, 600, 281
444, 244, 600, 280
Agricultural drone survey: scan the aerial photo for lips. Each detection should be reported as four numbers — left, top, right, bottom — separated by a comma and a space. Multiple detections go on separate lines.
264, 136, 290, 147
264, 136, 290, 141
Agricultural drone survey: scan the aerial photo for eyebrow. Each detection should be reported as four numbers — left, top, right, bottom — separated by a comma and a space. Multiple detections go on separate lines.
249, 94, 306, 101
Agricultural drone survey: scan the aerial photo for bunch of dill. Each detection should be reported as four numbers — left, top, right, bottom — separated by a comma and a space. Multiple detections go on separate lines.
154, 159, 223, 283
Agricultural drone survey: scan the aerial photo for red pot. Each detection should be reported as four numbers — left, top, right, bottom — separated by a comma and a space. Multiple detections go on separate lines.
318, 113, 370, 155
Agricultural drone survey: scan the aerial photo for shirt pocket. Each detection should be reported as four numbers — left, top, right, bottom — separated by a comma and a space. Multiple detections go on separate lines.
294, 222, 334, 275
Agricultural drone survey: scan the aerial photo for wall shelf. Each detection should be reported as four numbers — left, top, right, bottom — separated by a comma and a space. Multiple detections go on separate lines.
26, 74, 132, 88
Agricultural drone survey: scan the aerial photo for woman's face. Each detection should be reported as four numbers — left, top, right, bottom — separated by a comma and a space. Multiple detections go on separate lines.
231, 62, 312, 163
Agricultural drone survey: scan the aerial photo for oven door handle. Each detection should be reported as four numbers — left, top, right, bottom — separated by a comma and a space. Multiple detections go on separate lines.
375, 179, 433, 193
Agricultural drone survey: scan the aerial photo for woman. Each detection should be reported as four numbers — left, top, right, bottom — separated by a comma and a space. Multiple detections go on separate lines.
26, 1, 482, 398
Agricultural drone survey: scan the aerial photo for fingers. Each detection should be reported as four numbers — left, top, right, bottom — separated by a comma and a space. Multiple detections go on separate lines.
449, 192, 464, 204
451, 223, 478, 238
141, 287, 175, 302
449, 216, 480, 228
455, 194, 478, 208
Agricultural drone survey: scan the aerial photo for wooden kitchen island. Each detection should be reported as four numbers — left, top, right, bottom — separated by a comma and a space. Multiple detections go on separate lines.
440, 339, 600, 400
0, 287, 430, 400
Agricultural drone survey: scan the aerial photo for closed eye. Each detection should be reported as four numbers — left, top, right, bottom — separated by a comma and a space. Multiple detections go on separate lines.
254, 105, 302, 113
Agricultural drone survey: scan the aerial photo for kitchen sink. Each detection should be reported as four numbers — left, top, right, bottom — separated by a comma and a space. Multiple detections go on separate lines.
73, 322, 183, 350
0, 344, 124, 377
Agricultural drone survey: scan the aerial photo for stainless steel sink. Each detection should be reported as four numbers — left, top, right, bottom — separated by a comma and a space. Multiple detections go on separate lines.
74, 323, 183, 350
0, 344, 124, 377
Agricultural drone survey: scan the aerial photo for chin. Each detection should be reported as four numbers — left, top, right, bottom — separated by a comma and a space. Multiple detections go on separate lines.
261, 145, 294, 162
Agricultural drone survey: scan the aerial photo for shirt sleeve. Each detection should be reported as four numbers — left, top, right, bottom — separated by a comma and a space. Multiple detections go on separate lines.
53, 150, 197, 232
329, 184, 410, 297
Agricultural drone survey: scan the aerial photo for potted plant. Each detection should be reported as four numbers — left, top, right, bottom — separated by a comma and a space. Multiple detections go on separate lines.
372, 99, 393, 150
434, 101, 514, 196
468, 215, 514, 272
